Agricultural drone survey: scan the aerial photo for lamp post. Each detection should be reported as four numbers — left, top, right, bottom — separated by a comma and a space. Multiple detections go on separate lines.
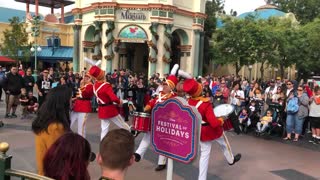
29, 15, 41, 81
30, 45, 42, 81
248, 65, 253, 82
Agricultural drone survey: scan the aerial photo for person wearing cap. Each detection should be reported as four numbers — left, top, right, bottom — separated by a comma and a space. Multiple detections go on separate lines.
70, 74, 94, 138
134, 65, 179, 171
179, 70, 241, 180
87, 59, 130, 140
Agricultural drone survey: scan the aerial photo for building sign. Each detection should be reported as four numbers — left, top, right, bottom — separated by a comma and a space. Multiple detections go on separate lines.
151, 97, 200, 164
120, 10, 147, 21
118, 25, 148, 43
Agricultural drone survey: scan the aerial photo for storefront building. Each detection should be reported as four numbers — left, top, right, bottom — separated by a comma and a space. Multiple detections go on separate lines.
72, 0, 206, 77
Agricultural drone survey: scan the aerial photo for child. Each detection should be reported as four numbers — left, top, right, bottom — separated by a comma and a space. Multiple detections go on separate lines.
256, 110, 273, 135
249, 100, 256, 112
213, 89, 224, 107
238, 108, 249, 133
19, 89, 29, 119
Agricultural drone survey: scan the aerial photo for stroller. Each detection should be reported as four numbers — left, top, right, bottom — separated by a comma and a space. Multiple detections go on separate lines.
266, 103, 285, 137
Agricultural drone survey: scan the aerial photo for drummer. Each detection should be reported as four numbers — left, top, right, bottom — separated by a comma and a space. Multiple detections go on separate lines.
86, 58, 131, 140
179, 70, 241, 180
134, 64, 179, 171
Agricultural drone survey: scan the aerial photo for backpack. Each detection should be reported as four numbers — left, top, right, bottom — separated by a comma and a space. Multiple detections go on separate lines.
287, 97, 299, 114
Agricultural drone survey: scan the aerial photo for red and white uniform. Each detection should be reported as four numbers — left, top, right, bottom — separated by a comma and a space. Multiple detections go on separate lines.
189, 97, 235, 180
70, 83, 94, 138
135, 91, 177, 165
93, 81, 130, 140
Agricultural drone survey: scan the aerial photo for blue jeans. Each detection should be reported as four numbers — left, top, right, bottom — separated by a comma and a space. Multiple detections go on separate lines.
286, 114, 305, 134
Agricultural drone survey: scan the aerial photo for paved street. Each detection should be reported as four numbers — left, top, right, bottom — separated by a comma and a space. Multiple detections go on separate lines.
0, 101, 319, 180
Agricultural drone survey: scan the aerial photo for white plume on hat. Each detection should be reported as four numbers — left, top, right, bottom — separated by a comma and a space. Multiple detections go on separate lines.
178, 70, 193, 79
170, 64, 179, 75
84, 57, 101, 66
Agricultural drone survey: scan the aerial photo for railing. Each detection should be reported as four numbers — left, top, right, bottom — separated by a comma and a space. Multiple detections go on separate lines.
0, 142, 54, 180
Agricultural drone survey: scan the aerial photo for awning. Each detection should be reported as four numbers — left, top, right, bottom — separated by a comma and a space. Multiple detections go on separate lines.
31, 46, 73, 62
0, 56, 16, 63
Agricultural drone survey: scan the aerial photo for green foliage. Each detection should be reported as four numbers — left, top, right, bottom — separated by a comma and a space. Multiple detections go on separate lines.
0, 16, 31, 62
212, 16, 304, 78
269, 0, 320, 24
204, 0, 224, 38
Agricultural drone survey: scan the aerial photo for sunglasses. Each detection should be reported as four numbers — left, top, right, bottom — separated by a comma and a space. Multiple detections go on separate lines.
298, 89, 303, 91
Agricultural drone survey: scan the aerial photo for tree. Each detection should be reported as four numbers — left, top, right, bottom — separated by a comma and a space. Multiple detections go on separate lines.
269, 0, 320, 24
203, 0, 225, 69
213, 16, 262, 76
0, 17, 31, 62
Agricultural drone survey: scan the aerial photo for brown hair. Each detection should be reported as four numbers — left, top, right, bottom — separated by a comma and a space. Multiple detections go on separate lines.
100, 129, 134, 170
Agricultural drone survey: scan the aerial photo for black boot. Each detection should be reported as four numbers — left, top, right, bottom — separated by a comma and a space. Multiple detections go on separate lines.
229, 154, 241, 165
134, 153, 141, 162
155, 164, 166, 171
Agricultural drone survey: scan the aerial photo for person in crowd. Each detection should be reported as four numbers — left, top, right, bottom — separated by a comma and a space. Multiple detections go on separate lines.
211, 86, 222, 104
136, 78, 146, 112
35, 69, 53, 106
308, 86, 320, 144
134, 65, 179, 172
256, 109, 273, 135
19, 88, 29, 119
272, 87, 284, 104
179, 70, 241, 180
85, 58, 130, 140
98, 129, 135, 180
230, 82, 245, 113
43, 132, 93, 180
276, 77, 282, 87
249, 82, 263, 101
249, 99, 257, 111
285, 80, 295, 97
3, 66, 24, 118
238, 108, 249, 132
23, 68, 35, 94
18, 64, 25, 77
26, 91, 38, 114
265, 79, 278, 106
284, 90, 299, 140
70, 74, 94, 138
32, 85, 72, 175
59, 76, 68, 86
47, 67, 56, 81
116, 75, 125, 100
0, 66, 5, 101
291, 85, 310, 142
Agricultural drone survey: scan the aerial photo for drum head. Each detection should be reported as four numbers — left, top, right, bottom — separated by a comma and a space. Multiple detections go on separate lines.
214, 104, 235, 117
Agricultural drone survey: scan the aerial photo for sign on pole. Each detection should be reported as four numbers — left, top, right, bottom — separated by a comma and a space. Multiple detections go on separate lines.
151, 97, 200, 164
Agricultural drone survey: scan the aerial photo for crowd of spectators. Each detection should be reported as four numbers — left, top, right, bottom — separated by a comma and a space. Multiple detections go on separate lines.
1, 63, 320, 179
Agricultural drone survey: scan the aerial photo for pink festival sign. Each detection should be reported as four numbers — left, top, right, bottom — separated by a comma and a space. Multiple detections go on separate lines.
151, 97, 201, 164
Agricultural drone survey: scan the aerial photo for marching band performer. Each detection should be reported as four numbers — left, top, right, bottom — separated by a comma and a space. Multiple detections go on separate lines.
70, 73, 94, 138
179, 70, 241, 180
134, 64, 179, 171
85, 58, 130, 140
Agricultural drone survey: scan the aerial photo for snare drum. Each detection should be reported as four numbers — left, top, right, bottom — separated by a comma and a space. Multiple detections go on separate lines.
213, 104, 235, 117
214, 104, 238, 132
132, 112, 151, 132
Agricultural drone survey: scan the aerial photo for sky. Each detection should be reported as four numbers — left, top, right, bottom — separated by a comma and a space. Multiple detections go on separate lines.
0, 0, 267, 15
